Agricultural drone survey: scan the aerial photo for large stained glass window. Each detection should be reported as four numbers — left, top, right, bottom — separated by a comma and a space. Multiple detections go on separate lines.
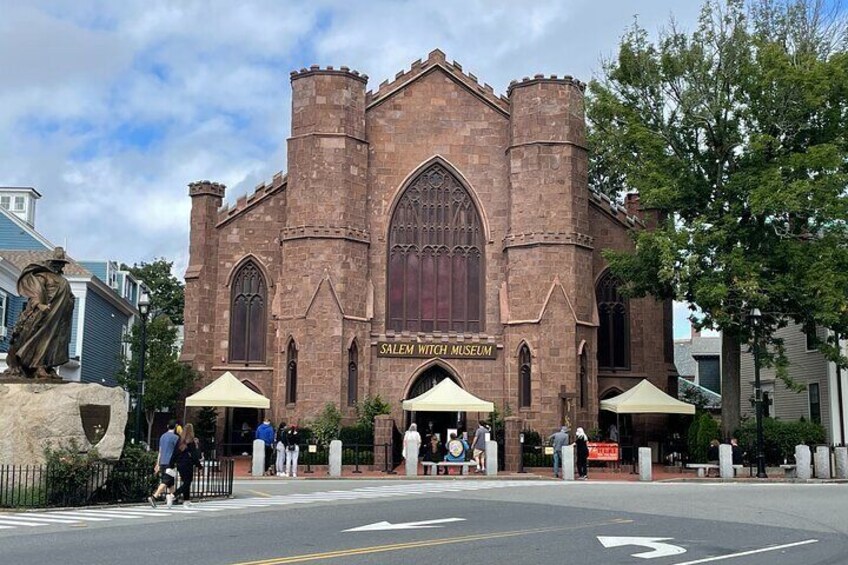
229, 261, 266, 364
597, 271, 629, 370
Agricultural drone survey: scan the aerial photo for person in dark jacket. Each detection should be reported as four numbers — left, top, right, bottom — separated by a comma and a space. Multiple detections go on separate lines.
283, 423, 300, 477
425, 434, 445, 475
730, 438, 743, 465
170, 423, 203, 508
256, 418, 275, 476
573, 427, 590, 480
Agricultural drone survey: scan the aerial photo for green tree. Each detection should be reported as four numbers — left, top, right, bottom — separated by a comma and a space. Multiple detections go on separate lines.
123, 259, 185, 324
309, 403, 342, 446
588, 0, 848, 436
117, 316, 196, 444
354, 395, 392, 431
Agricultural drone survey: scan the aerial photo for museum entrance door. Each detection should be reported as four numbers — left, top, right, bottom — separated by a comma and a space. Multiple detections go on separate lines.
405, 365, 467, 443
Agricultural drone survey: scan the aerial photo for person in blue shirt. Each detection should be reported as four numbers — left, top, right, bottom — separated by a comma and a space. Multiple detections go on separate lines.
444, 432, 469, 475
149, 420, 180, 507
256, 418, 275, 476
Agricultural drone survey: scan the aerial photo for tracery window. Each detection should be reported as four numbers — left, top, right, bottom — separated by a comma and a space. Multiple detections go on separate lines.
286, 340, 298, 404
597, 271, 630, 370
519, 344, 531, 408
579, 348, 588, 408
387, 163, 484, 333
229, 261, 266, 364
347, 341, 358, 407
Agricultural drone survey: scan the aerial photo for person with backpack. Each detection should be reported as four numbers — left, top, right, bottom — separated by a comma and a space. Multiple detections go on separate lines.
283, 423, 300, 478
170, 423, 203, 508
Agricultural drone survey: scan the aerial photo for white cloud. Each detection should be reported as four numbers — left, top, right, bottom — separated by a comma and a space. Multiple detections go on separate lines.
0, 0, 702, 278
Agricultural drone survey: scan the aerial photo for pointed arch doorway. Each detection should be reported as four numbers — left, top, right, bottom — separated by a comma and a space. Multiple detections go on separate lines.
405, 365, 467, 442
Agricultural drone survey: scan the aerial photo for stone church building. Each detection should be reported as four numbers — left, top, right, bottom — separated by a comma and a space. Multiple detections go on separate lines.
181, 50, 676, 447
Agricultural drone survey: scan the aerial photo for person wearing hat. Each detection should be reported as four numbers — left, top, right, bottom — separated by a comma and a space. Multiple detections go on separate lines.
3, 247, 75, 380
548, 426, 571, 478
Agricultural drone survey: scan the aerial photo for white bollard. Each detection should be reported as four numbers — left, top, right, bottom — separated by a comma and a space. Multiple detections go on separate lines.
329, 440, 342, 477
834, 447, 848, 479
404, 437, 420, 477
561, 445, 575, 481
638, 447, 652, 481
814, 446, 831, 479
252, 439, 266, 477
719, 444, 734, 478
795, 444, 812, 480
485, 440, 498, 476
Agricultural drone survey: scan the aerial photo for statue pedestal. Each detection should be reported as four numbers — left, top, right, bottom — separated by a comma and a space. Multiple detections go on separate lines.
0, 381, 127, 465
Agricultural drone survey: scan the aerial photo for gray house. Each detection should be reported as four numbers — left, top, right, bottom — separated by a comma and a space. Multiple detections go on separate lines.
740, 324, 848, 446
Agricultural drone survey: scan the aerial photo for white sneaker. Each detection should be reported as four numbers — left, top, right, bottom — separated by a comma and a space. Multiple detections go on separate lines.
292, 473, 297, 478
183, 501, 194, 509
166, 494, 175, 508
283, 472, 289, 477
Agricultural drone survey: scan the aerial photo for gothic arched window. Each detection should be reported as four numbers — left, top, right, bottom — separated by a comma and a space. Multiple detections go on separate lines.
229, 261, 266, 364
596, 271, 630, 370
286, 340, 298, 404
519, 344, 531, 408
387, 163, 484, 333
347, 341, 358, 407
579, 348, 588, 408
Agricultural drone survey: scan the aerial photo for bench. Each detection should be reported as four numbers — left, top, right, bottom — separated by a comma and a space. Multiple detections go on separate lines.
686, 463, 745, 477
421, 461, 475, 475
780, 464, 796, 478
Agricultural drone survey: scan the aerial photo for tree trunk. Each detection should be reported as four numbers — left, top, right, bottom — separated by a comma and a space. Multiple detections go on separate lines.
721, 333, 741, 438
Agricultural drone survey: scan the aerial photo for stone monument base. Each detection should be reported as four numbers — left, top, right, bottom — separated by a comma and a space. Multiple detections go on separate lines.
0, 381, 127, 465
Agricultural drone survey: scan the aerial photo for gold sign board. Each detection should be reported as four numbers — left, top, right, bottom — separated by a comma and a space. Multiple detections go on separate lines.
377, 341, 497, 360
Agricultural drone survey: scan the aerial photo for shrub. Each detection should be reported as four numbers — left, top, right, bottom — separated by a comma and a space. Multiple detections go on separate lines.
355, 395, 392, 431
43, 439, 102, 506
735, 417, 826, 464
309, 403, 342, 446
687, 413, 720, 462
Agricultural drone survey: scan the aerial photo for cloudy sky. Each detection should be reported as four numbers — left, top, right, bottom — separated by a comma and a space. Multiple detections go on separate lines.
1, 0, 709, 337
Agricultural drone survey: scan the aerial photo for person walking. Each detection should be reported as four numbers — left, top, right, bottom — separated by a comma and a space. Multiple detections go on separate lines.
256, 418, 275, 476
149, 420, 180, 508
574, 427, 590, 480
275, 421, 287, 477
548, 426, 570, 478
170, 423, 203, 508
472, 421, 488, 473
283, 423, 300, 477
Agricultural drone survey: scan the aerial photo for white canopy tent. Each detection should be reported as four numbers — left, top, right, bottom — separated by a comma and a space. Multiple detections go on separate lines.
185, 371, 270, 409
600, 379, 695, 415
402, 378, 494, 413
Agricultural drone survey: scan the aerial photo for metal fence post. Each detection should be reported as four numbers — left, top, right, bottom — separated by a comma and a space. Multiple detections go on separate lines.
352, 444, 362, 474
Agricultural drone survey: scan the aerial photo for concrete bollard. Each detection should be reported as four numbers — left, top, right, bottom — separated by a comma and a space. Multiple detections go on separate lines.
561, 445, 575, 481
834, 447, 848, 479
329, 440, 342, 477
795, 444, 812, 480
814, 446, 831, 479
252, 439, 266, 477
638, 447, 652, 482
404, 437, 420, 477
485, 440, 498, 476
719, 444, 734, 478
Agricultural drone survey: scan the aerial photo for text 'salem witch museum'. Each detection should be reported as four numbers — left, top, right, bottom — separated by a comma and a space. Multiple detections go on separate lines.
181, 50, 676, 451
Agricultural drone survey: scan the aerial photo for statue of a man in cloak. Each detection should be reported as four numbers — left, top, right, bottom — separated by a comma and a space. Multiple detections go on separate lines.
2, 247, 75, 381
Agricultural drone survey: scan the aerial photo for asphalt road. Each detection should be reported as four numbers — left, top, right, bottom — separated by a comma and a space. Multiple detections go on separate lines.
1, 479, 846, 565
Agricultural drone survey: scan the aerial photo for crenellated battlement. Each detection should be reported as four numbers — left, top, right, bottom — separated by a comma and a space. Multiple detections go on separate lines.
366, 49, 510, 113
589, 189, 641, 227
216, 172, 286, 226
290, 65, 368, 84
507, 74, 585, 96
188, 180, 226, 199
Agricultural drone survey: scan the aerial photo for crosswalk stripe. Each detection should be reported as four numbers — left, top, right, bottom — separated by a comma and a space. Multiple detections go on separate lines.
0, 519, 46, 527
43, 512, 111, 522
0, 515, 79, 524
75, 510, 143, 519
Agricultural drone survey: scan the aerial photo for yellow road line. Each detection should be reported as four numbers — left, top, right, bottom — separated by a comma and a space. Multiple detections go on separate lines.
232, 518, 632, 565
248, 490, 273, 498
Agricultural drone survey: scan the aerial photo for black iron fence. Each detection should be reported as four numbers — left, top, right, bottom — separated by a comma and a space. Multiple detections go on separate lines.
1, 459, 234, 509
522, 444, 553, 468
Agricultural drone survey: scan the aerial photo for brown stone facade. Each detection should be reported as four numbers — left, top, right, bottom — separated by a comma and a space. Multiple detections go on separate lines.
182, 50, 676, 441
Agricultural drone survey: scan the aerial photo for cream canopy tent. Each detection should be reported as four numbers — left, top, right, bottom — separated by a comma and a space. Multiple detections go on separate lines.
600, 379, 695, 415
185, 371, 271, 409
402, 378, 494, 412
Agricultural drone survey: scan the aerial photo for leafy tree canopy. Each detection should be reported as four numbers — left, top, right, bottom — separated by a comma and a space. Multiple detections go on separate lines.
122, 258, 185, 324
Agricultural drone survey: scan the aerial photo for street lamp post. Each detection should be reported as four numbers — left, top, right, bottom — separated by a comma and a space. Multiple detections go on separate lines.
748, 308, 768, 478
134, 290, 151, 444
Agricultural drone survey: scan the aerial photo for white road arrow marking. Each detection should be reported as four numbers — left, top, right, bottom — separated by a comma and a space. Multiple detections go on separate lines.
598, 536, 687, 559
344, 518, 466, 532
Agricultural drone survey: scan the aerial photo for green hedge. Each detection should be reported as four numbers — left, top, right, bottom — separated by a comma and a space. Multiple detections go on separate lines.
687, 413, 720, 463
735, 418, 826, 465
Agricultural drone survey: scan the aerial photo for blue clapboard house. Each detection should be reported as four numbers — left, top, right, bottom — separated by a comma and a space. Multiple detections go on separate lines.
0, 187, 141, 386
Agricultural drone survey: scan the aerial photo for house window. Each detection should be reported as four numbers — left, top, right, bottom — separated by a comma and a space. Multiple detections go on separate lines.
0, 196, 9, 210
809, 383, 821, 424
805, 327, 817, 352
697, 356, 721, 394
579, 348, 588, 409
286, 340, 298, 404
596, 271, 630, 370
387, 163, 484, 333
347, 341, 359, 407
519, 344, 531, 408
228, 261, 267, 364
13, 196, 25, 212
0, 290, 7, 329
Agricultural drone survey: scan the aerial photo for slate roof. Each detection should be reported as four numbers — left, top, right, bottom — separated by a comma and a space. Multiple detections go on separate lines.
691, 336, 721, 357
674, 340, 696, 378
0, 249, 91, 277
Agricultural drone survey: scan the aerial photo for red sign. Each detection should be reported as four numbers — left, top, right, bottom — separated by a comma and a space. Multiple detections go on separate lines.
587, 442, 619, 462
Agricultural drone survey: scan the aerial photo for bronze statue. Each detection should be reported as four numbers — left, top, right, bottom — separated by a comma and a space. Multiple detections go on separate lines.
2, 247, 75, 381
